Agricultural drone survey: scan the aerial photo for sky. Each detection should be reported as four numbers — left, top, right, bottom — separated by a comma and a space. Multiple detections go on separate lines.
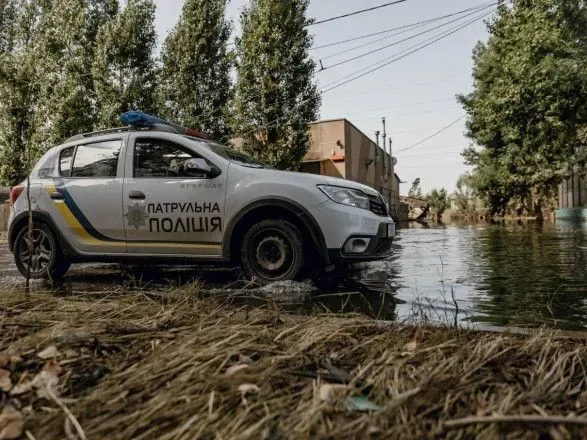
152, 0, 494, 194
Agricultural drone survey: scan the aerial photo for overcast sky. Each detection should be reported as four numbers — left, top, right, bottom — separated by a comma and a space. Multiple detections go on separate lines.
151, 0, 493, 193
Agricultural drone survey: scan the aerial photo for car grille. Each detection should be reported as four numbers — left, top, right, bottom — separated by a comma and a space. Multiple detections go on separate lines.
368, 195, 387, 216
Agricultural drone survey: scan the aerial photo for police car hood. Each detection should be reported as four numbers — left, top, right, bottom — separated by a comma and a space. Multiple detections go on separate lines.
249, 167, 380, 197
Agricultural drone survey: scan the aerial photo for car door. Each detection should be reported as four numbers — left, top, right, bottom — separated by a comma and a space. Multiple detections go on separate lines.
48, 138, 127, 254
123, 134, 228, 256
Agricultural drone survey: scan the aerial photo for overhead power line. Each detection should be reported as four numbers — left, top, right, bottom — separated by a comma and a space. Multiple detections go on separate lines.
309, 1, 409, 27
238, 7, 497, 138
321, 8, 496, 92
311, 2, 495, 51
396, 115, 467, 153
320, 4, 495, 70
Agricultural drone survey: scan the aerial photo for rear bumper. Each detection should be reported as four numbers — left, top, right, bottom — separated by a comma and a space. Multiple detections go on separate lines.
327, 222, 395, 263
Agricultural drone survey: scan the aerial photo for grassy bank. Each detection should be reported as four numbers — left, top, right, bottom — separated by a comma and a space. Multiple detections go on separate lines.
1, 288, 587, 439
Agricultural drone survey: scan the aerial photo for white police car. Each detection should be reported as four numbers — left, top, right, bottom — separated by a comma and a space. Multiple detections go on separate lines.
8, 112, 395, 284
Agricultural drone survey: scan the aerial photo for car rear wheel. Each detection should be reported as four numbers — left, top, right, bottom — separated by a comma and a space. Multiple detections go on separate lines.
14, 222, 70, 280
240, 219, 305, 284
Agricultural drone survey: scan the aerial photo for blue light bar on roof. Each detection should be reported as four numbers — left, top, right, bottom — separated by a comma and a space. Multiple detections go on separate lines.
120, 111, 210, 139
120, 111, 165, 127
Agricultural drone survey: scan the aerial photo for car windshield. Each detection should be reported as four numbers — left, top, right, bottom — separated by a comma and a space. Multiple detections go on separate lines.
186, 137, 266, 168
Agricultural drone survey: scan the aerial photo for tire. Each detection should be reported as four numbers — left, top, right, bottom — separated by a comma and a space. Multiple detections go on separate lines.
240, 219, 305, 284
14, 222, 70, 280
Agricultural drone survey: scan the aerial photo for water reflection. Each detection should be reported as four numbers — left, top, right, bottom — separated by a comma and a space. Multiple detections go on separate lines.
1, 221, 586, 329
372, 221, 587, 330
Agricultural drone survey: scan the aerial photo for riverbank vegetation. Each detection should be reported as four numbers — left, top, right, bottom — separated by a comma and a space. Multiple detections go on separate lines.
459, 0, 587, 220
2, 287, 587, 439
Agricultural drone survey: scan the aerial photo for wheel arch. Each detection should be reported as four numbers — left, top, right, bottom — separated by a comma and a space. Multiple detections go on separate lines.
9, 211, 77, 257
223, 198, 329, 266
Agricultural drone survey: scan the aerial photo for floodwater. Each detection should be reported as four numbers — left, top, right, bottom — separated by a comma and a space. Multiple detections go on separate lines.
1, 221, 586, 330
353, 221, 587, 330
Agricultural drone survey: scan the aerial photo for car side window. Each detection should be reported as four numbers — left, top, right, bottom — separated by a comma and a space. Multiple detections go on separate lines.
59, 147, 75, 177
70, 140, 122, 178
134, 138, 213, 178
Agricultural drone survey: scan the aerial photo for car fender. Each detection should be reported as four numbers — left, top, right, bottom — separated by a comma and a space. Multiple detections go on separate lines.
222, 197, 329, 264
9, 210, 79, 258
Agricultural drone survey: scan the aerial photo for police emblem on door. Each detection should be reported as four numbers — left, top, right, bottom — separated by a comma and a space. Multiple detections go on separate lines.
125, 204, 149, 230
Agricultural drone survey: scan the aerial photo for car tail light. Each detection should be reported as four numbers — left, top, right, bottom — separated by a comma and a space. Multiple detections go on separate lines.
10, 185, 24, 205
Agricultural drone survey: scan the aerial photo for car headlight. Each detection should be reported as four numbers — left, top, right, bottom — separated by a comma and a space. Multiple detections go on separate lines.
317, 185, 370, 210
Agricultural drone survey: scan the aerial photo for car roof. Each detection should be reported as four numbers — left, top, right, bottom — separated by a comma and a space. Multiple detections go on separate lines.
64, 123, 183, 144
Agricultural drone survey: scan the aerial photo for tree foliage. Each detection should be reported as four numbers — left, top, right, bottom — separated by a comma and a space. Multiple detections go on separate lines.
233, 0, 320, 169
92, 0, 157, 128
29, 0, 95, 154
159, 0, 232, 141
459, 0, 587, 217
0, 0, 117, 185
408, 178, 422, 198
426, 188, 450, 220
0, 0, 40, 185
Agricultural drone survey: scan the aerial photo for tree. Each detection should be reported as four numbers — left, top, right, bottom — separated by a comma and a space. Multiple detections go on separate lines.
408, 178, 422, 198
159, 0, 232, 141
459, 0, 587, 219
92, 0, 157, 128
0, 0, 18, 55
233, 0, 320, 169
0, 0, 117, 185
0, 0, 40, 185
426, 188, 450, 221
29, 0, 96, 155
452, 174, 474, 212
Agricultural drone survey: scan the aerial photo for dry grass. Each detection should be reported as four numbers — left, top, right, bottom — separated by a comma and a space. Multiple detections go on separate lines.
2, 287, 587, 439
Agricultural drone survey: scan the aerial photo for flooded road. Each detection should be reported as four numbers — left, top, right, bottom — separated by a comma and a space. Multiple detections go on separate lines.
1, 221, 586, 330
357, 221, 587, 329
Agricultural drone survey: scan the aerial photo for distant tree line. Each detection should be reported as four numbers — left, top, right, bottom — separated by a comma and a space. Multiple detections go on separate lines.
0, 0, 320, 185
459, 0, 587, 220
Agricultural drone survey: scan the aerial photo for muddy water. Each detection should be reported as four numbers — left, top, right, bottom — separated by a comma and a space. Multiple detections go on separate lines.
1, 221, 586, 330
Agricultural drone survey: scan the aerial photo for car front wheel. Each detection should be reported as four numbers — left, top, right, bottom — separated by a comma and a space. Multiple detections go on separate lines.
14, 222, 70, 280
240, 219, 305, 284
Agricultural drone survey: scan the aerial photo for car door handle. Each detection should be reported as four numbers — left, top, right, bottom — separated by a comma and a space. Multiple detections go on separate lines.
128, 191, 146, 200
50, 192, 64, 200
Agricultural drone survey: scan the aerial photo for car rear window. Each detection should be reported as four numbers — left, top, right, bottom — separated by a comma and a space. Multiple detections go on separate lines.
59, 147, 74, 177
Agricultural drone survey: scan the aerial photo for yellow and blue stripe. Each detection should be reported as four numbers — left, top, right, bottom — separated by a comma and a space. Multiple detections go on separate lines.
46, 179, 221, 251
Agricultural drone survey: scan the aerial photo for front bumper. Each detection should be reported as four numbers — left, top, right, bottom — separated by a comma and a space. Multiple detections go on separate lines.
308, 199, 395, 264
328, 222, 395, 263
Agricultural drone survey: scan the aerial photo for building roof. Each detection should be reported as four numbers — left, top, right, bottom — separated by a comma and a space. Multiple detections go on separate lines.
309, 118, 376, 146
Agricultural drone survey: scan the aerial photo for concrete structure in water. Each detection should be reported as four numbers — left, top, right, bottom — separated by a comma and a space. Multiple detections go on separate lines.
300, 119, 405, 222
557, 172, 587, 221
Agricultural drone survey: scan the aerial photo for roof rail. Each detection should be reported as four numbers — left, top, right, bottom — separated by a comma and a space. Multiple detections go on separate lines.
64, 123, 180, 144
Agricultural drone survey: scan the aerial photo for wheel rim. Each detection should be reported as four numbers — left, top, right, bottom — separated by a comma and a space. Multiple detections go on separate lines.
18, 229, 54, 276
249, 229, 295, 280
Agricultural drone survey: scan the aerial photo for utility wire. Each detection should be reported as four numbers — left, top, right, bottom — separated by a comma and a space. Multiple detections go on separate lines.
309, 0, 409, 27
238, 8, 492, 139
311, 2, 494, 50
320, 4, 495, 70
321, 8, 496, 92
320, 3, 496, 60
396, 115, 466, 153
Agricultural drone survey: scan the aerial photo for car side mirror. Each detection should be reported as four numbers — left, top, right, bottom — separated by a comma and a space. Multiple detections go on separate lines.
184, 158, 220, 178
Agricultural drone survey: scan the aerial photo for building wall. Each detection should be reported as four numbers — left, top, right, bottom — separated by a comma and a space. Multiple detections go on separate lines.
307, 120, 346, 177
304, 119, 403, 221
559, 173, 587, 209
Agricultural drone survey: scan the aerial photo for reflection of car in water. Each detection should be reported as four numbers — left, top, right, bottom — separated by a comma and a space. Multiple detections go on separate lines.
7, 113, 395, 284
